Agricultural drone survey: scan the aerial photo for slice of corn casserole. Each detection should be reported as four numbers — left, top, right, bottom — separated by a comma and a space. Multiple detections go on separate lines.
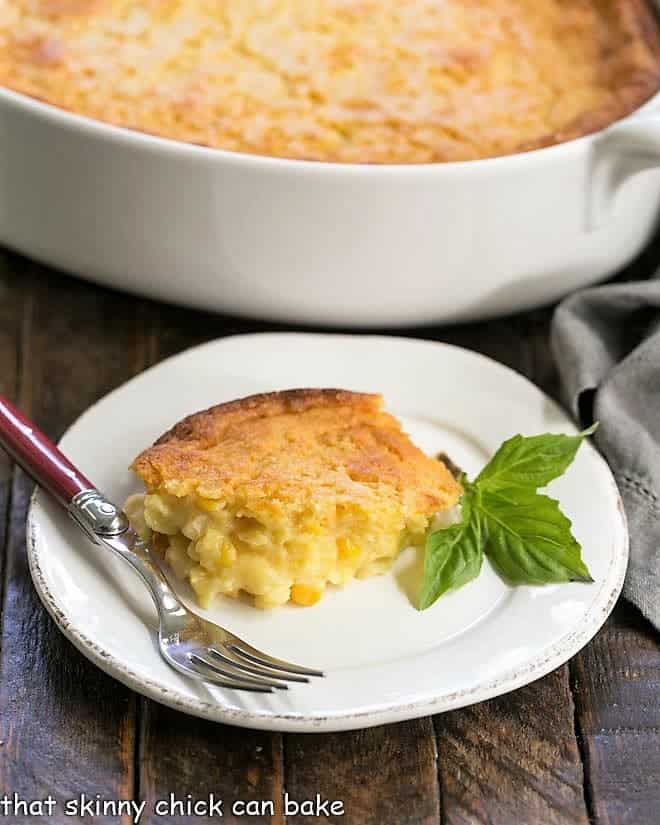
124, 389, 461, 608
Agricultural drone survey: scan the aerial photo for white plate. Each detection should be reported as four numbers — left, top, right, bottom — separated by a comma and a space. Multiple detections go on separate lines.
28, 334, 627, 732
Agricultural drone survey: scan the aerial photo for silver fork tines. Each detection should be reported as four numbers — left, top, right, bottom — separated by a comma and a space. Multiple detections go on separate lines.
165, 653, 275, 693
207, 647, 309, 685
188, 652, 289, 691
226, 641, 325, 678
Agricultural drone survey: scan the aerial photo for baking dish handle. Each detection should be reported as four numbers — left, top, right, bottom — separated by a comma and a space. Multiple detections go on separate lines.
588, 112, 660, 230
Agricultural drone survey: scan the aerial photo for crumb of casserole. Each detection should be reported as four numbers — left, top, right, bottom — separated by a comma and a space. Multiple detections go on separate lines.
125, 389, 461, 608
1, 1, 660, 162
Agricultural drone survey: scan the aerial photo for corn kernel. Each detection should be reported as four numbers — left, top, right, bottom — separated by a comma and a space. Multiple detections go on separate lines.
302, 520, 323, 536
290, 584, 323, 606
219, 541, 237, 567
197, 496, 222, 513
337, 537, 361, 561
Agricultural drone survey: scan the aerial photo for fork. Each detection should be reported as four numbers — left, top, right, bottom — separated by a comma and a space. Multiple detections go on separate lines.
0, 395, 324, 693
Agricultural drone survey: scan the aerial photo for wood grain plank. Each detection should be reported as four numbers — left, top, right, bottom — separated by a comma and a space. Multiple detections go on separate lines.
139, 703, 284, 825
572, 601, 660, 825
434, 670, 589, 825
285, 719, 440, 825
0, 264, 145, 824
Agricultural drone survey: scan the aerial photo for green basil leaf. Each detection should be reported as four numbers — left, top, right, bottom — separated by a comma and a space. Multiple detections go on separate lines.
478, 488, 593, 584
418, 491, 485, 610
420, 428, 596, 607
475, 424, 597, 492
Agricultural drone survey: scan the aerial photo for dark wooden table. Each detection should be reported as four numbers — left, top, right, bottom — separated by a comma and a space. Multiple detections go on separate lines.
0, 242, 658, 825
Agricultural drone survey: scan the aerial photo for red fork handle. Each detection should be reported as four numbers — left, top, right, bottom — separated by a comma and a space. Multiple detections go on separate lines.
0, 394, 94, 507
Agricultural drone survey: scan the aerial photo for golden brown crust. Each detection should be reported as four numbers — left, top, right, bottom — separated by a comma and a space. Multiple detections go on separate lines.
1, 0, 660, 163
152, 389, 378, 448
131, 389, 461, 514
518, 0, 660, 153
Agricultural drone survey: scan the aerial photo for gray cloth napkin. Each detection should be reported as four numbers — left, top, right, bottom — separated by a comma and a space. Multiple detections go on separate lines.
552, 281, 660, 630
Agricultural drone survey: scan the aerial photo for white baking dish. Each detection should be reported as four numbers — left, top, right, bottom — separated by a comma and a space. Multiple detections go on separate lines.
1, 85, 660, 326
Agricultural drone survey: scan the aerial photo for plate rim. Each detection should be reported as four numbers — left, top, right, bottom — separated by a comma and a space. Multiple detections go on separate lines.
26, 332, 629, 732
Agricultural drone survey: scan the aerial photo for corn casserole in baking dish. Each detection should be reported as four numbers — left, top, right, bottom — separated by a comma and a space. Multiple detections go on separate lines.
124, 390, 461, 608
1, 0, 660, 163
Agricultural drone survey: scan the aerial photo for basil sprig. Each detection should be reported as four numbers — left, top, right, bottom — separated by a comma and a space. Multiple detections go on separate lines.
419, 425, 597, 610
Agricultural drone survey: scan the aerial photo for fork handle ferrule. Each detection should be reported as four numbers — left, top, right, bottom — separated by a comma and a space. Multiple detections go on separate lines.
0, 394, 95, 506
68, 490, 129, 544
